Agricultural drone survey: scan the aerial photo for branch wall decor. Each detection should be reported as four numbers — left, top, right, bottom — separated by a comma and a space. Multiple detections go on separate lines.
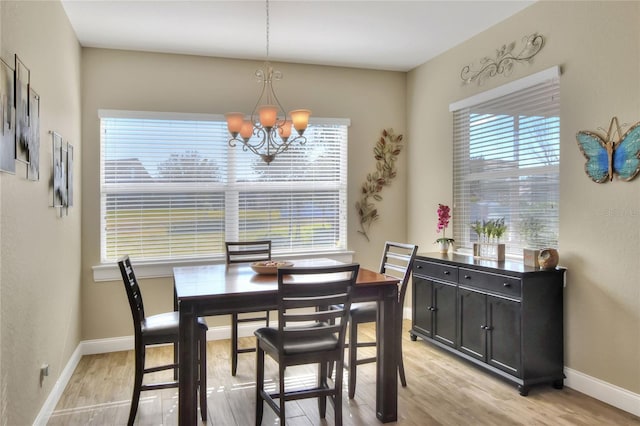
461, 33, 545, 85
356, 128, 404, 241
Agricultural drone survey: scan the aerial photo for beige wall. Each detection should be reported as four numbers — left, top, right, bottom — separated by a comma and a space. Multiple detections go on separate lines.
407, 0, 640, 394
80, 49, 407, 339
0, 1, 82, 425
2, 1, 638, 422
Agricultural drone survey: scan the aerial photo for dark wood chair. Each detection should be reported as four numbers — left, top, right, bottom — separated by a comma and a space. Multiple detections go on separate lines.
254, 263, 359, 426
117, 255, 208, 425
225, 240, 272, 376
330, 241, 418, 399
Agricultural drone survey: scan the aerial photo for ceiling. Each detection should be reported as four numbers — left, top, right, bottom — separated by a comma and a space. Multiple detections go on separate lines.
61, 0, 534, 72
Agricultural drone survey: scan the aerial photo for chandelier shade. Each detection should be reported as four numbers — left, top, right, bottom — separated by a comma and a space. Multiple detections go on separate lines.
224, 0, 311, 164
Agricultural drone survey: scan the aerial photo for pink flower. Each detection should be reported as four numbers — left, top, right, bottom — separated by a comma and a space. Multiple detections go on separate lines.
436, 204, 451, 233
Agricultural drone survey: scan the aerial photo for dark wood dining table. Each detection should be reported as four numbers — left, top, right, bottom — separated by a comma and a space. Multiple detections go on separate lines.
174, 258, 400, 425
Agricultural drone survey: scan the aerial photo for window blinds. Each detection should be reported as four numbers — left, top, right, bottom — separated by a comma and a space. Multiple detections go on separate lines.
451, 68, 560, 255
100, 111, 348, 263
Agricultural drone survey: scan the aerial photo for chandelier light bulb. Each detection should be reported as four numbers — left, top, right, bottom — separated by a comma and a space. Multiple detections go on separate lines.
290, 109, 311, 134
278, 120, 292, 141
225, 112, 245, 137
258, 105, 278, 129
240, 120, 254, 141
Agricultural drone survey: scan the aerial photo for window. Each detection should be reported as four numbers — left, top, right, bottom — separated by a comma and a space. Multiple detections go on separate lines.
450, 67, 560, 256
100, 110, 348, 263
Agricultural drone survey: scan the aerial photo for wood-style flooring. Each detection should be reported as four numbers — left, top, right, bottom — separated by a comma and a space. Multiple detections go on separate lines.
48, 321, 640, 425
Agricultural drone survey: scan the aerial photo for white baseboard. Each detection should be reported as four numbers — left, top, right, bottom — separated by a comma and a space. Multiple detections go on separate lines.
564, 367, 640, 417
32, 345, 83, 426
35, 323, 640, 424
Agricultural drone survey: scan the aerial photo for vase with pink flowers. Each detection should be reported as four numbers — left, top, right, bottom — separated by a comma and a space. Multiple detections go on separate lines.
435, 204, 454, 253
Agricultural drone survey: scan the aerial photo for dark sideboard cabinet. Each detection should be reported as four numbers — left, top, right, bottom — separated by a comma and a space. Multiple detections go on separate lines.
410, 252, 565, 396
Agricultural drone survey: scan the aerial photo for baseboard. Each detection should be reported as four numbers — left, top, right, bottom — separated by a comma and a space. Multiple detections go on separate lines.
35, 324, 640, 424
564, 367, 640, 417
32, 344, 83, 426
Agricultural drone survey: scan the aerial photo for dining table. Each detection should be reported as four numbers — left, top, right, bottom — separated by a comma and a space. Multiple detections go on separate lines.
174, 258, 400, 425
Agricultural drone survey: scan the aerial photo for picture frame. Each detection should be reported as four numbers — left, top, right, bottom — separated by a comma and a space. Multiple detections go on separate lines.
66, 143, 73, 207
0, 58, 15, 173
52, 131, 64, 208
60, 141, 68, 208
28, 87, 40, 180
15, 55, 30, 165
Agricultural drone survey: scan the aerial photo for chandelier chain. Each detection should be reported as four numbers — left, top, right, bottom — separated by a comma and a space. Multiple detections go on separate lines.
265, 0, 270, 59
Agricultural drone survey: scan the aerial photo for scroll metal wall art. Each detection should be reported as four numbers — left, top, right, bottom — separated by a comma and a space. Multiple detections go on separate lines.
51, 131, 74, 216
576, 117, 640, 183
461, 33, 545, 86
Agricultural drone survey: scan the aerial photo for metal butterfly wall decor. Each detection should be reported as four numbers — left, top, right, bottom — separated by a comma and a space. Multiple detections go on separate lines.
576, 117, 640, 183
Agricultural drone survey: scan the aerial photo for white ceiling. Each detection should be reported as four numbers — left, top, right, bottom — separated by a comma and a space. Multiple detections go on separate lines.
61, 0, 534, 72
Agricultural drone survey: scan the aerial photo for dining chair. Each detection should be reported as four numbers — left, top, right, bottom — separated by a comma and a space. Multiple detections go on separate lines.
254, 263, 359, 426
330, 241, 418, 399
225, 240, 272, 376
117, 255, 208, 425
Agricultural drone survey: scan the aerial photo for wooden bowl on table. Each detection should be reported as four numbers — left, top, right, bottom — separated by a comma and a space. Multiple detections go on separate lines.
250, 261, 294, 275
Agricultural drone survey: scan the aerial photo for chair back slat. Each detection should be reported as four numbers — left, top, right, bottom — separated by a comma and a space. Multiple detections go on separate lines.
276, 264, 359, 354
117, 255, 145, 329
284, 324, 344, 338
225, 240, 271, 264
379, 242, 418, 305
282, 293, 349, 310
283, 307, 345, 323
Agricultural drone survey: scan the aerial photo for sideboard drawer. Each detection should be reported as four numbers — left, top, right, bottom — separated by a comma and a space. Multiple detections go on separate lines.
459, 268, 522, 299
414, 260, 458, 283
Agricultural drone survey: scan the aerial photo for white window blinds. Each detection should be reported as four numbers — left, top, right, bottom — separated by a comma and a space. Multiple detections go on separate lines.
100, 111, 348, 263
450, 67, 560, 255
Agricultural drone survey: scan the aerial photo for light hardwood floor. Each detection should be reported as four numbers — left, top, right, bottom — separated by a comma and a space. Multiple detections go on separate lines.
49, 321, 640, 425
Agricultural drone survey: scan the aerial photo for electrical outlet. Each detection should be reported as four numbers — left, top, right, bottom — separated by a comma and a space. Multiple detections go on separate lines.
40, 364, 49, 387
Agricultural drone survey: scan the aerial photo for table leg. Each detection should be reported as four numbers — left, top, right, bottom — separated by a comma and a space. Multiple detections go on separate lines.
179, 301, 197, 425
376, 286, 398, 422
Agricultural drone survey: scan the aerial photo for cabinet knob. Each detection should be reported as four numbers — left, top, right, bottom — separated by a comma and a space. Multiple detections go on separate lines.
480, 325, 486, 330
503, 282, 511, 287
443, 270, 450, 275
416, 265, 422, 269
464, 275, 471, 280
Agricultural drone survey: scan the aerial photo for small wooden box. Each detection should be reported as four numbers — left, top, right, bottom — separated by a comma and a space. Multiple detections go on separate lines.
473, 243, 505, 261
523, 248, 540, 267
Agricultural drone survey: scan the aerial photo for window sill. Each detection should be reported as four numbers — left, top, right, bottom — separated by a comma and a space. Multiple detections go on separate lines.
93, 250, 355, 282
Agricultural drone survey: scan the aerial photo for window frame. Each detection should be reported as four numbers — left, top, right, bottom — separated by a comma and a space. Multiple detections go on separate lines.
96, 110, 351, 280
449, 66, 561, 257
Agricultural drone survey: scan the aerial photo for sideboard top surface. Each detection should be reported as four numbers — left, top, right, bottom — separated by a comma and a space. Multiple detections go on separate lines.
416, 252, 565, 277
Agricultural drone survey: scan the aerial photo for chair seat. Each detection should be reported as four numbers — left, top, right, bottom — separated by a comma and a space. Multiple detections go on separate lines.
349, 302, 377, 323
255, 325, 339, 355
142, 312, 207, 344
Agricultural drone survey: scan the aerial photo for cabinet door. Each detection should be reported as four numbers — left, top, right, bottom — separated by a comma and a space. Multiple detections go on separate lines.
458, 288, 486, 361
487, 296, 521, 377
413, 277, 434, 338
433, 282, 456, 347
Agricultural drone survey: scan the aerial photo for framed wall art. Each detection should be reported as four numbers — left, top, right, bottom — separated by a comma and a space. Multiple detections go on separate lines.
0, 58, 15, 173
15, 54, 30, 165
66, 143, 73, 207
60, 141, 68, 208
28, 87, 40, 180
52, 131, 64, 208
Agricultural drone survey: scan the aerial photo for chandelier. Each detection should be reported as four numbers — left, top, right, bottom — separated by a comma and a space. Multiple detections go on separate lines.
225, 0, 311, 165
